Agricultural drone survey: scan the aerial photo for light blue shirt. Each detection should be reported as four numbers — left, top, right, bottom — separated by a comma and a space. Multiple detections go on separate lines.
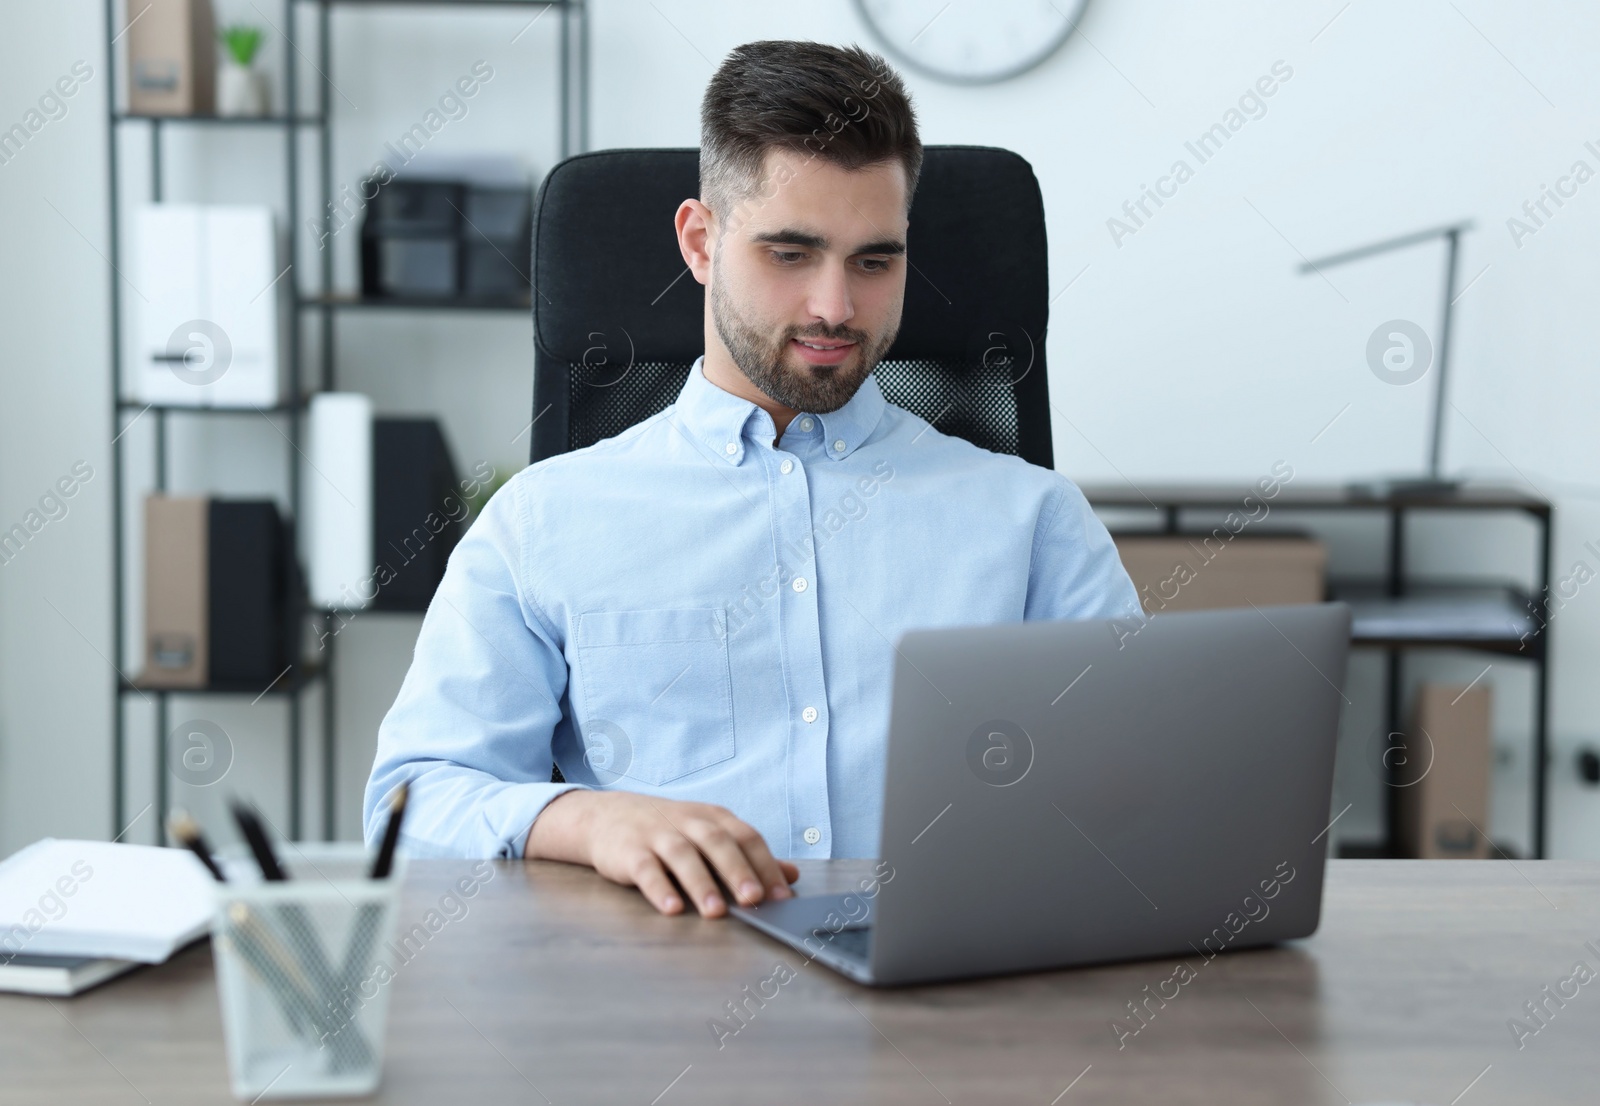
364, 357, 1139, 860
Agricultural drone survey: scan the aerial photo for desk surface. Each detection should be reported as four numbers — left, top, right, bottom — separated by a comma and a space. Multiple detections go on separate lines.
3, 859, 1596, 1105
1079, 481, 1551, 513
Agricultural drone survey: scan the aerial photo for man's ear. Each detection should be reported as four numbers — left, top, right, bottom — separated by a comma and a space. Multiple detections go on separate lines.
675, 199, 717, 286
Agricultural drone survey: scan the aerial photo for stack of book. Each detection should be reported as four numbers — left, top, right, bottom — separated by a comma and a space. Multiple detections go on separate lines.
0, 838, 215, 996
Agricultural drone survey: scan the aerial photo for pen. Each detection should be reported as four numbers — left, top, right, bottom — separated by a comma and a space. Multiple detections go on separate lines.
168, 809, 227, 883
318, 779, 407, 1061
226, 799, 344, 1004
228, 903, 373, 1071
229, 799, 288, 881
369, 780, 409, 879
222, 904, 314, 1038
335, 781, 408, 1016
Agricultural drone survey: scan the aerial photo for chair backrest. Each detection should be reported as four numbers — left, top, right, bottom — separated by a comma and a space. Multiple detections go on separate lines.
529, 145, 1054, 468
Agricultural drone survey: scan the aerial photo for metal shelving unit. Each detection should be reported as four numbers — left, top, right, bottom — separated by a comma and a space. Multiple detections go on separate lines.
1083, 482, 1554, 857
104, 0, 586, 844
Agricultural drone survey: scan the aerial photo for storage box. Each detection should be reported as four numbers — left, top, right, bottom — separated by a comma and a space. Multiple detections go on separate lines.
370, 237, 458, 298
1394, 683, 1493, 859
372, 419, 462, 611
366, 178, 463, 234
127, 0, 217, 116
360, 177, 461, 299
132, 204, 285, 407
460, 184, 530, 297
307, 394, 374, 611
1113, 534, 1327, 614
359, 175, 530, 301
462, 239, 525, 298
142, 496, 292, 688
144, 496, 208, 686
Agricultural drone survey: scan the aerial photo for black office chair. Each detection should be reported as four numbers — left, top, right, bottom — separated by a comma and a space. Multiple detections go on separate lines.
529, 146, 1055, 786
529, 145, 1055, 468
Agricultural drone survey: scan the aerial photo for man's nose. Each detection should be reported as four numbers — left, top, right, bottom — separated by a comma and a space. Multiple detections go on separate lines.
804, 262, 855, 329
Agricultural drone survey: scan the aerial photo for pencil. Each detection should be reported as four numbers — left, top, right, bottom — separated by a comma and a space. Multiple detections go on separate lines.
167, 809, 227, 883
229, 799, 288, 882
370, 780, 409, 879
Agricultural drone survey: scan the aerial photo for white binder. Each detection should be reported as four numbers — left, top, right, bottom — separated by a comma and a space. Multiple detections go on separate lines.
307, 393, 375, 610
132, 204, 285, 407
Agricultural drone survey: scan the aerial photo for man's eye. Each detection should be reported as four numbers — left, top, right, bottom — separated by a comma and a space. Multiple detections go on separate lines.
857, 257, 891, 273
770, 251, 805, 265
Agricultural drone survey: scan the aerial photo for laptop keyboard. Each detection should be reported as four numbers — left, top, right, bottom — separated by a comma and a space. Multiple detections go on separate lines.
821, 926, 872, 961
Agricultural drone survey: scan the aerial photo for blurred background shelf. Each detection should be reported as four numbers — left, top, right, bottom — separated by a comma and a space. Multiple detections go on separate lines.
300, 293, 532, 312
1082, 481, 1550, 521
113, 112, 325, 126
1083, 481, 1553, 857
115, 399, 311, 413
1335, 581, 1541, 651
105, 0, 588, 846
120, 663, 326, 697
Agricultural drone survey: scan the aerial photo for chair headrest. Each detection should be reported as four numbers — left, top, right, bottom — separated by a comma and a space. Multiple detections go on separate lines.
532, 145, 1050, 366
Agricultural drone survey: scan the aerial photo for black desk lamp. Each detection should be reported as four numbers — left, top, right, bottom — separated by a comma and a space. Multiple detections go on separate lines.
1298, 221, 1475, 497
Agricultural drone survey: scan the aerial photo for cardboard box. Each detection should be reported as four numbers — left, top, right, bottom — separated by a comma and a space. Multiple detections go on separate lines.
1113, 534, 1326, 615
142, 496, 291, 688
127, 0, 216, 116
144, 495, 208, 687
1394, 683, 1493, 859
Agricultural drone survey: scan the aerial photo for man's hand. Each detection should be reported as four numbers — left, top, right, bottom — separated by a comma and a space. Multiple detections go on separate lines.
525, 790, 799, 917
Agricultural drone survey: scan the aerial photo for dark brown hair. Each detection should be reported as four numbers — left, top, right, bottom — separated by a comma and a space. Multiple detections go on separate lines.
700, 41, 922, 223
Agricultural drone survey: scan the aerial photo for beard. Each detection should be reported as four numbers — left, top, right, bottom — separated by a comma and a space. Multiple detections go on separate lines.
709, 256, 899, 415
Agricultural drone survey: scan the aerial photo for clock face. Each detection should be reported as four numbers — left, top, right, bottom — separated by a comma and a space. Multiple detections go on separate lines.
854, 0, 1088, 85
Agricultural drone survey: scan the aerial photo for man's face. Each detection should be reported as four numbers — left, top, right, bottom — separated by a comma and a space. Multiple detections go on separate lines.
707, 148, 908, 415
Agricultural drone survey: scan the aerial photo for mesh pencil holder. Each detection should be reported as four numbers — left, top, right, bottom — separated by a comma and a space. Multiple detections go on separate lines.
213, 843, 406, 1100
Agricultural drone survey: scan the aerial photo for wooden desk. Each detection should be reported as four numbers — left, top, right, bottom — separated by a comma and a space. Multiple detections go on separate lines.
3, 859, 1596, 1105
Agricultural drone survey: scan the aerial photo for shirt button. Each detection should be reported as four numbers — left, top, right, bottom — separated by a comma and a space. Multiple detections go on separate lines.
802, 706, 818, 723
799, 417, 814, 431
833, 439, 846, 452
780, 459, 794, 474
724, 442, 737, 455
792, 577, 808, 593
803, 827, 821, 845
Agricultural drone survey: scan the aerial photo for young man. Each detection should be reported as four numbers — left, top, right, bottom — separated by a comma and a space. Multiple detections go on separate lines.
364, 41, 1139, 919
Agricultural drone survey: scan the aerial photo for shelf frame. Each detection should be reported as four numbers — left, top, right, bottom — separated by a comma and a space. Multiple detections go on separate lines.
1085, 482, 1554, 858
105, 0, 587, 845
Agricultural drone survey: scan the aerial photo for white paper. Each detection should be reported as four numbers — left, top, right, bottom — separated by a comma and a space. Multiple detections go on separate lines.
0, 839, 215, 963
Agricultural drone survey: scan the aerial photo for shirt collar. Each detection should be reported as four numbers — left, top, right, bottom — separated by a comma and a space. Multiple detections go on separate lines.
673, 355, 888, 466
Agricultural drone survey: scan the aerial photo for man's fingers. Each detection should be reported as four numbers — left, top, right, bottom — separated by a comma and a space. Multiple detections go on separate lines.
657, 840, 726, 917
629, 853, 687, 915
684, 823, 768, 906
710, 814, 795, 900
748, 848, 795, 899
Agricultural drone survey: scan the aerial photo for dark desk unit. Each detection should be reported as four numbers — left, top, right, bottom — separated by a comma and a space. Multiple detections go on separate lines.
1082, 482, 1554, 857
2, 858, 1595, 1105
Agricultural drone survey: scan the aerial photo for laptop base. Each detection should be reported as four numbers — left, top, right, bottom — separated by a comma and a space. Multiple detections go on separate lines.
729, 892, 877, 985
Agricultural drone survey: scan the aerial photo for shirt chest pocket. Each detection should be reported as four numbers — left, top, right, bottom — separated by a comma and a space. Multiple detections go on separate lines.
572, 607, 736, 787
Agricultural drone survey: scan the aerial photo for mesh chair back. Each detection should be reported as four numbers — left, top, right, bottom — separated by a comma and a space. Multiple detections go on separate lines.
530, 146, 1054, 468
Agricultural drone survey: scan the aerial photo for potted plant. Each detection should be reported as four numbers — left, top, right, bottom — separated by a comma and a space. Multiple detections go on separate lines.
217, 25, 268, 117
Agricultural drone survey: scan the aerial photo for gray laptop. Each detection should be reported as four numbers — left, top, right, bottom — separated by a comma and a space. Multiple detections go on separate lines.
729, 602, 1352, 987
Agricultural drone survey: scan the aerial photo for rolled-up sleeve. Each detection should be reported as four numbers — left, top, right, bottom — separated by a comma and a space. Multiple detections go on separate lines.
1024, 474, 1143, 623
363, 472, 588, 859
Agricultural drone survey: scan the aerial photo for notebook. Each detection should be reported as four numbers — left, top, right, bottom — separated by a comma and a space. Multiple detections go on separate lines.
0, 839, 215, 964
0, 952, 140, 997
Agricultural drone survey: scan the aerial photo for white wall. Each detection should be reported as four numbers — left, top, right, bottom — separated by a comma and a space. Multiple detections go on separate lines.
3, 0, 1597, 858
0, 2, 116, 852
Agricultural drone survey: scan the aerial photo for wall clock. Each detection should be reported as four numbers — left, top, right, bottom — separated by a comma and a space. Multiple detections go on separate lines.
853, 0, 1088, 85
